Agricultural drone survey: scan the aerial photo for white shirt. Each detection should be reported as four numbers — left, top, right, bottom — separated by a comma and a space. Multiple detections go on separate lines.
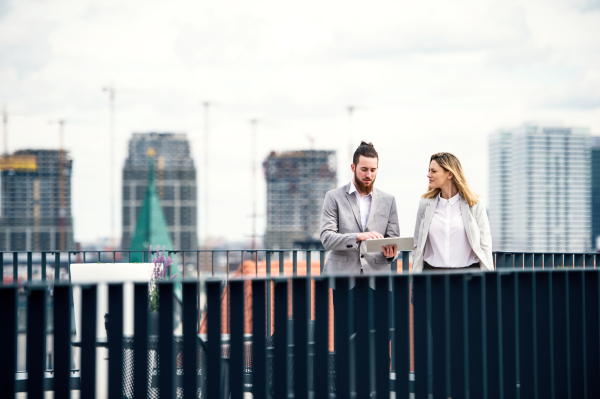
423, 193, 479, 268
348, 180, 372, 231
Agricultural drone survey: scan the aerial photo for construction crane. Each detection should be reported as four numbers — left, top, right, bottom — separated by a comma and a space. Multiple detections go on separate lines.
202, 101, 212, 250
250, 119, 259, 250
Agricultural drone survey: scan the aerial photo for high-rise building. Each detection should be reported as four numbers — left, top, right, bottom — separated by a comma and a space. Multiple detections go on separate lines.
121, 133, 198, 250
489, 124, 591, 253
591, 137, 600, 251
264, 150, 337, 249
0, 150, 74, 250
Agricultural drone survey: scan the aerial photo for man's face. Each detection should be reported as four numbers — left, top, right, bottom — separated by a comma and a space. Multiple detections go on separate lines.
351, 155, 378, 193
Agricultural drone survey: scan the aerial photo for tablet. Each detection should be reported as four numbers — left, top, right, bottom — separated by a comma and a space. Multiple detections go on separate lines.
365, 237, 414, 253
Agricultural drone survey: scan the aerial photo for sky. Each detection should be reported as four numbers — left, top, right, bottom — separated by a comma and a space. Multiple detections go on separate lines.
1, 0, 600, 246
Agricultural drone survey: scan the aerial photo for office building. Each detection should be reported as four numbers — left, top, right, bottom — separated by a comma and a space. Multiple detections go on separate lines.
121, 133, 198, 250
0, 149, 74, 250
489, 124, 591, 253
591, 137, 600, 251
264, 150, 337, 249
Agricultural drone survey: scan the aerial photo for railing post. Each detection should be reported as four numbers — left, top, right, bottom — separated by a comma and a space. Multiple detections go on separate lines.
53, 284, 71, 399
499, 271, 517, 397
229, 280, 244, 399
272, 279, 288, 398
583, 269, 600, 397
485, 272, 500, 399
26, 286, 46, 399
252, 279, 266, 399
158, 282, 175, 399
293, 251, 298, 276
293, 278, 308, 398
319, 251, 325, 274
313, 278, 329, 397
80, 285, 98, 398
568, 270, 585, 397
354, 277, 369, 398
552, 270, 569, 397
206, 280, 221, 398
279, 251, 284, 277
517, 271, 535, 398
374, 276, 390, 398
412, 273, 428, 397
133, 283, 149, 399
108, 284, 124, 399
393, 274, 410, 397
334, 277, 350, 398
41, 252, 46, 281
13, 252, 18, 283
182, 281, 198, 399
534, 270, 553, 398
0, 285, 17, 397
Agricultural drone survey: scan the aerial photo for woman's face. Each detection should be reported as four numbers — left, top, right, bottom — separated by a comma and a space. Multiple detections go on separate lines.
427, 160, 452, 189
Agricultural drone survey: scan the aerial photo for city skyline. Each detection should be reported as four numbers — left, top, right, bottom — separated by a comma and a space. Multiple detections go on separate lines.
1, 0, 599, 245
489, 123, 591, 253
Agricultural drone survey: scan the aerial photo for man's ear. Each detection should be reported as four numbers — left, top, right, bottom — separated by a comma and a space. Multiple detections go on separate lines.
351, 163, 355, 173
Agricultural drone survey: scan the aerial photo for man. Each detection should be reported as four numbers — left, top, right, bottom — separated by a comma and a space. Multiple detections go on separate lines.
320, 141, 399, 275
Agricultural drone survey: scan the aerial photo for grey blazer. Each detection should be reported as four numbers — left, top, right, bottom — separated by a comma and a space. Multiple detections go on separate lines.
320, 183, 400, 275
412, 196, 494, 272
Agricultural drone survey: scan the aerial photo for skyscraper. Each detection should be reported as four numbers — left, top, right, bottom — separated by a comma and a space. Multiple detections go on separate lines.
121, 133, 198, 250
0, 149, 74, 250
591, 136, 600, 251
264, 150, 337, 249
489, 124, 591, 253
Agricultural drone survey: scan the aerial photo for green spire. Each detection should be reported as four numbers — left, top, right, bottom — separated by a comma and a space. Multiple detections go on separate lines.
129, 149, 174, 263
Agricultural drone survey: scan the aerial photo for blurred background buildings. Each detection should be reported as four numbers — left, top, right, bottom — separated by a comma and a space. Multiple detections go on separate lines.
263, 150, 337, 249
489, 124, 591, 253
592, 137, 600, 251
121, 133, 198, 251
0, 150, 74, 251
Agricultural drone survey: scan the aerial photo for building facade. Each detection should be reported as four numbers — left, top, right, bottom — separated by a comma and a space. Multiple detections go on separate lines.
489, 124, 591, 253
0, 149, 74, 251
591, 137, 600, 251
264, 150, 337, 249
121, 133, 198, 250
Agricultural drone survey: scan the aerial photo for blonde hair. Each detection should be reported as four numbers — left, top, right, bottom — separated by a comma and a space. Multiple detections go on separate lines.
422, 152, 480, 206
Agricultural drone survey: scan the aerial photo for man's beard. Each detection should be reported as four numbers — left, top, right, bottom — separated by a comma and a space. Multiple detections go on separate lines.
354, 171, 375, 194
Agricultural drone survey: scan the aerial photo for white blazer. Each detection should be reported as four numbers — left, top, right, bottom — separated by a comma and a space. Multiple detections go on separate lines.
412, 196, 494, 272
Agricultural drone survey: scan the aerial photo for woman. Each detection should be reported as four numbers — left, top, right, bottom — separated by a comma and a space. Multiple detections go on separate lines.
412, 152, 493, 272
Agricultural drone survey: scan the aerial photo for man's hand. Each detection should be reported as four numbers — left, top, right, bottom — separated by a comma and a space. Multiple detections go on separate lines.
356, 231, 384, 241
382, 244, 397, 258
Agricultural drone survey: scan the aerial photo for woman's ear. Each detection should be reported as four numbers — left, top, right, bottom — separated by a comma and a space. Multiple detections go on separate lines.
448, 173, 454, 180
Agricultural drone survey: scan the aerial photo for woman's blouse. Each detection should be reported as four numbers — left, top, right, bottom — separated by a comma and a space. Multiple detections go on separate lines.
423, 193, 478, 268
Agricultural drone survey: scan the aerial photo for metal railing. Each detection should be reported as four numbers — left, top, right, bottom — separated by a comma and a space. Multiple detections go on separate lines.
0, 250, 599, 398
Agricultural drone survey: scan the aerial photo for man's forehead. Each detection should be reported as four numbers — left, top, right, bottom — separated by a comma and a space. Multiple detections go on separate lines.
356, 156, 378, 168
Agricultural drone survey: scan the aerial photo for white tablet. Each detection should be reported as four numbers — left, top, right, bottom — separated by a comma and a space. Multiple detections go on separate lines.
365, 237, 414, 253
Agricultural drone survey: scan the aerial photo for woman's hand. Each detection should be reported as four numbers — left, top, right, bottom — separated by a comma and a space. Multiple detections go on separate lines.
382, 244, 397, 258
